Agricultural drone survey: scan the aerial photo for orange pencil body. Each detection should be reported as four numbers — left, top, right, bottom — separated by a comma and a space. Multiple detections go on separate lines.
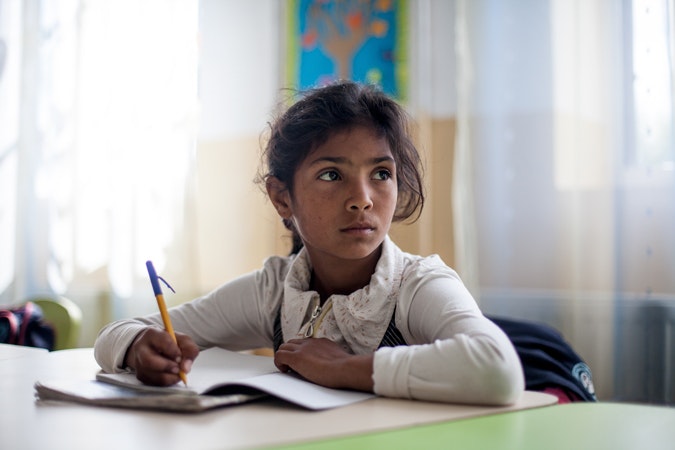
147, 261, 188, 386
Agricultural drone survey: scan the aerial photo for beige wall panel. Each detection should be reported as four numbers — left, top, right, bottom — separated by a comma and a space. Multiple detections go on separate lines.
391, 116, 456, 268
194, 138, 284, 291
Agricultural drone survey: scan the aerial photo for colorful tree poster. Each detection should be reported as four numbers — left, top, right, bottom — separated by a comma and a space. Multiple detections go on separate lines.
287, 0, 408, 101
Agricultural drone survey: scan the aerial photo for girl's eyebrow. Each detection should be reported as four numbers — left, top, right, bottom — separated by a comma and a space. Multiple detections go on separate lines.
308, 155, 395, 167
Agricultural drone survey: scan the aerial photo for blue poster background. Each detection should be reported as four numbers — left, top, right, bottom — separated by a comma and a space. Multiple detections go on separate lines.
290, 0, 406, 100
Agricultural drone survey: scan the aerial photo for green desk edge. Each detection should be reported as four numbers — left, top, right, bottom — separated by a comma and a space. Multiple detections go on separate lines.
273, 402, 675, 450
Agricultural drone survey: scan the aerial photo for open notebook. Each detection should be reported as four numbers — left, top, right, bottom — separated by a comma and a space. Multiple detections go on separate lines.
34, 347, 374, 412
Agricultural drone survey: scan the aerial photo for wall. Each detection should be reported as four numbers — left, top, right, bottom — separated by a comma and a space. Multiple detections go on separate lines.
194, 0, 288, 291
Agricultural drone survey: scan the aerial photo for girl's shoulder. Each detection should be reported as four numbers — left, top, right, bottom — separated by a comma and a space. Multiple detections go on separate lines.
259, 253, 296, 281
396, 246, 463, 285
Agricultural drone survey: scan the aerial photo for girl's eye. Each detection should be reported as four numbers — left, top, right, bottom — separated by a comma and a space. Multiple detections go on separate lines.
318, 170, 340, 181
373, 169, 392, 181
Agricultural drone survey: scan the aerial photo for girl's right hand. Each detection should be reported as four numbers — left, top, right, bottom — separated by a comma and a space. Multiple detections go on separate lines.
123, 327, 199, 386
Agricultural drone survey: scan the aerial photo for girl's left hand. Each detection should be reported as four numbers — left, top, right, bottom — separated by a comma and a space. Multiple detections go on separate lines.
274, 338, 374, 392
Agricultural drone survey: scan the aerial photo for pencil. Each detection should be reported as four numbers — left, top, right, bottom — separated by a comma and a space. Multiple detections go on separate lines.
146, 260, 188, 386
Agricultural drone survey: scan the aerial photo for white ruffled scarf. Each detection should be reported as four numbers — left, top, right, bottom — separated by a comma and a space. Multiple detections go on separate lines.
280, 236, 405, 354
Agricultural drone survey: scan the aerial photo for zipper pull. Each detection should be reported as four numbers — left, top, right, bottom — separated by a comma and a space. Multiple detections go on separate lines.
304, 304, 322, 338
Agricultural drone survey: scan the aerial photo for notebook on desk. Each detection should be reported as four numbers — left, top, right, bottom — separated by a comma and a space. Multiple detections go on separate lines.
34, 347, 374, 412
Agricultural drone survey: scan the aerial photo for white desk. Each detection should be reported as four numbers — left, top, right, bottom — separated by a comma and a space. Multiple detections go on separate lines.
0, 342, 48, 360
0, 348, 558, 449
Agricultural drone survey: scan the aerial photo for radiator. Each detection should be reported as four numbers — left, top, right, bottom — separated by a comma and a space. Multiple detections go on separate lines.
641, 302, 674, 404
611, 299, 675, 405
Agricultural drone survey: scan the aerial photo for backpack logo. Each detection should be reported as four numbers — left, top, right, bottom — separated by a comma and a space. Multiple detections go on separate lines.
572, 362, 596, 398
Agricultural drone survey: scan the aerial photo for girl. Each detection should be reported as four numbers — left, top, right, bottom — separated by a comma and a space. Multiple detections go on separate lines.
94, 81, 524, 405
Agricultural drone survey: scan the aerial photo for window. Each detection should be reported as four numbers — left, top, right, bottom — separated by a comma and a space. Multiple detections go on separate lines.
628, 0, 675, 170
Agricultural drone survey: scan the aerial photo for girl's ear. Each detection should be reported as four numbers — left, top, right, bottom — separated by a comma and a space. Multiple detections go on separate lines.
266, 177, 293, 219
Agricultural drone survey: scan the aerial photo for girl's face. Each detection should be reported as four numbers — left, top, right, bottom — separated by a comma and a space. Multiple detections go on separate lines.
278, 126, 398, 266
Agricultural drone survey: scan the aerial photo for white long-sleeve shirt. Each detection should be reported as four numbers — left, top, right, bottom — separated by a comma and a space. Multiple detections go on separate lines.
94, 237, 524, 405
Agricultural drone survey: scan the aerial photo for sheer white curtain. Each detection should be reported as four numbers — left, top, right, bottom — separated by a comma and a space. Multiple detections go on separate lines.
455, 0, 675, 402
0, 0, 199, 340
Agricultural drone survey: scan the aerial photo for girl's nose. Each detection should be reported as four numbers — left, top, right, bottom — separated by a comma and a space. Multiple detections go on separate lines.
347, 181, 373, 211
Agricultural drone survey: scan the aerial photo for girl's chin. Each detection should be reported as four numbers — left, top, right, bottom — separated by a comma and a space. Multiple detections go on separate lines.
306, 240, 384, 261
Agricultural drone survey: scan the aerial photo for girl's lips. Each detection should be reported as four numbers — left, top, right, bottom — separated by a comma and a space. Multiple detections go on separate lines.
341, 223, 375, 233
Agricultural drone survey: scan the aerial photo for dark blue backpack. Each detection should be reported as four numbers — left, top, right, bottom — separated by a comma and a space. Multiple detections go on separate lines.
488, 316, 597, 402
